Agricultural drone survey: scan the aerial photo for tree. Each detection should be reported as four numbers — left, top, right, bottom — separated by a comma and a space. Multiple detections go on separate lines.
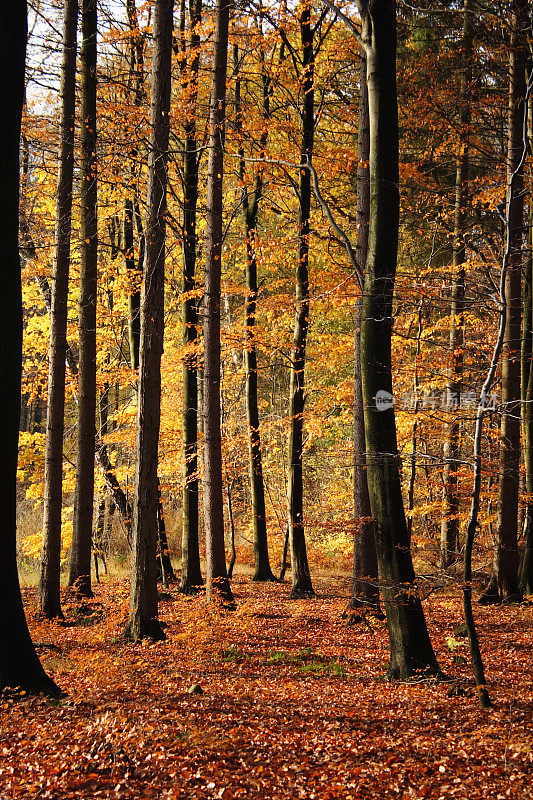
125, 0, 174, 640
69, 0, 98, 597
179, 0, 204, 595
203, 0, 234, 605
287, 2, 318, 599
481, 0, 527, 604
0, 0, 60, 696
124, 0, 147, 372
440, 0, 473, 570
38, 0, 78, 619
350, 48, 379, 613
234, 32, 276, 583
327, 0, 440, 679
521, 201, 533, 596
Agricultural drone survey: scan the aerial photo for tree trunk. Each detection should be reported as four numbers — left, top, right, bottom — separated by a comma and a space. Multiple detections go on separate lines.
203, 0, 234, 606
287, 3, 315, 599
179, 0, 204, 595
234, 43, 276, 583
482, 0, 527, 604
69, 0, 98, 598
125, 0, 145, 371
38, 0, 77, 619
441, 0, 472, 569
359, 1, 440, 679
157, 478, 175, 585
351, 50, 379, 612
125, 0, 174, 640
0, 1, 60, 696
521, 204, 533, 595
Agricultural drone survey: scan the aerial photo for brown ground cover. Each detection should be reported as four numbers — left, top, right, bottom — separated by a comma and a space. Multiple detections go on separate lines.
1, 577, 531, 799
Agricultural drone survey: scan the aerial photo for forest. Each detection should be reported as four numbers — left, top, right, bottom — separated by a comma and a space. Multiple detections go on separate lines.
0, 0, 532, 798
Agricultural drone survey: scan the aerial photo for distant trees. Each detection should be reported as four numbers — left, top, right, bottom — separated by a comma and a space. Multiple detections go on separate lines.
14, 0, 533, 688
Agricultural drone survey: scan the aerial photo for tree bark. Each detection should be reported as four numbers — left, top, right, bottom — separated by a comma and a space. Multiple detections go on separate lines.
203, 0, 234, 606
440, 0, 472, 569
69, 0, 98, 598
234, 42, 276, 583
125, 0, 174, 640
351, 50, 379, 611
287, 3, 315, 599
38, 0, 77, 619
0, 1, 60, 695
359, 0, 440, 679
125, 0, 145, 371
482, 0, 527, 604
179, 0, 204, 595
521, 202, 533, 595
157, 478, 175, 585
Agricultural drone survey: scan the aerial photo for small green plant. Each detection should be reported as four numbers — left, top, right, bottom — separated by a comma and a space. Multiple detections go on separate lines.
299, 659, 345, 678
220, 645, 249, 664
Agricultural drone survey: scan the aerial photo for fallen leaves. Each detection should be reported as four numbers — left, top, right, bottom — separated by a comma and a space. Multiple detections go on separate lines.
0, 578, 531, 799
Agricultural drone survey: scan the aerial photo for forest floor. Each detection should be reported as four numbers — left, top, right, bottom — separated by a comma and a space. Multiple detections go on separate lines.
1, 575, 532, 799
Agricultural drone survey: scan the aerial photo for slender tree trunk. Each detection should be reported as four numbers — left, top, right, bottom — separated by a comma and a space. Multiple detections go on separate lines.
521, 204, 533, 595
179, 0, 203, 595
125, 0, 145, 371
407, 301, 423, 544
0, 1, 60, 695
69, 0, 98, 597
38, 0, 77, 619
359, 1, 440, 679
227, 479, 237, 580
203, 0, 234, 606
157, 478, 175, 584
351, 50, 379, 611
482, 0, 527, 604
234, 43, 276, 582
288, 3, 315, 599
441, 0, 472, 569
125, 0, 174, 640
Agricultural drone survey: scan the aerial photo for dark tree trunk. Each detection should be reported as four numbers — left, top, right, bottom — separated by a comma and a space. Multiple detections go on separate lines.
125, 0, 145, 371
203, 0, 234, 606
441, 0, 472, 569
226, 479, 236, 580
69, 0, 98, 598
0, 1, 60, 696
287, 3, 315, 599
521, 204, 533, 595
125, 0, 174, 640
351, 50, 379, 612
179, 0, 203, 595
38, 0, 77, 619
359, 1, 440, 679
234, 43, 276, 583
482, 0, 527, 604
157, 478, 175, 585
